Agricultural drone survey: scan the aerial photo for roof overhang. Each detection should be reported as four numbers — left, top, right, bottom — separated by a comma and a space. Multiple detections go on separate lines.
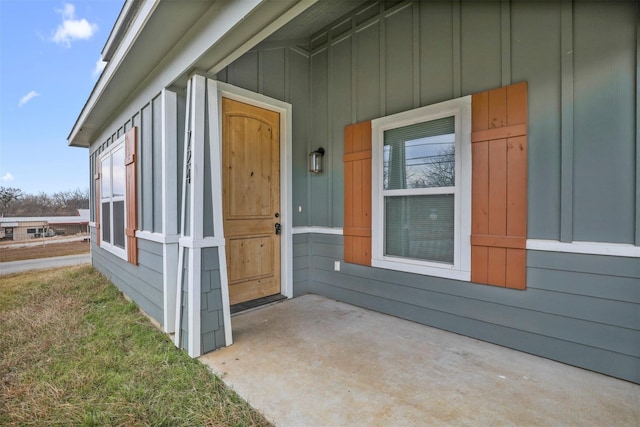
68, 0, 317, 148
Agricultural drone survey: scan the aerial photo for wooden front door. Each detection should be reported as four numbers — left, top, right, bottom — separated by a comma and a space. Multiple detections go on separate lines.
222, 98, 281, 305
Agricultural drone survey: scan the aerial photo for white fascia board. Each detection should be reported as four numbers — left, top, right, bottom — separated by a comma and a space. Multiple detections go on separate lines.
101, 0, 143, 61
68, 0, 160, 147
206, 0, 318, 75
70, 0, 316, 148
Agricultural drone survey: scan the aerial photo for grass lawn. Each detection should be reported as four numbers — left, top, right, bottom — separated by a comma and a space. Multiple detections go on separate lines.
0, 266, 272, 426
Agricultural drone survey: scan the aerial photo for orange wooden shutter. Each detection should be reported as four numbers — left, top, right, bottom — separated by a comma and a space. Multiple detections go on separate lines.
344, 121, 372, 266
125, 127, 138, 265
94, 155, 101, 246
471, 82, 528, 289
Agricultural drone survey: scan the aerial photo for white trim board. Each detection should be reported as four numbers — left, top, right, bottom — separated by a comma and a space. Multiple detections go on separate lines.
215, 80, 294, 300
370, 96, 472, 281
203, 79, 294, 347
526, 240, 640, 258
178, 236, 225, 249
287, 230, 640, 259
292, 227, 343, 235
136, 231, 180, 244
161, 88, 179, 334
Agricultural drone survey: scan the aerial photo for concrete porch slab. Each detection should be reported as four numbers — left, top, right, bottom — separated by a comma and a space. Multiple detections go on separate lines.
199, 294, 639, 426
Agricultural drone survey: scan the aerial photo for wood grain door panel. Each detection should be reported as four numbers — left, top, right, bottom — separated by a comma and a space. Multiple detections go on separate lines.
222, 98, 281, 305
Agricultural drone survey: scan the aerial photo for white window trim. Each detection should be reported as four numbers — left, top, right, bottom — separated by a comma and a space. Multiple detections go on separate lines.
99, 135, 127, 260
371, 96, 472, 281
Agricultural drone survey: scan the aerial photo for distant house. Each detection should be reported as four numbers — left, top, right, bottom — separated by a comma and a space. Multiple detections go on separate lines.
0, 209, 89, 241
68, 0, 639, 384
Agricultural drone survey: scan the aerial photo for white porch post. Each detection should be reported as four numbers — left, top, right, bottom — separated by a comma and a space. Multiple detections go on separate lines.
175, 75, 205, 357
162, 88, 179, 333
206, 79, 233, 346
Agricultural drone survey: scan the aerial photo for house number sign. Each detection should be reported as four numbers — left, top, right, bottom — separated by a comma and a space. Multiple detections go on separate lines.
186, 130, 192, 184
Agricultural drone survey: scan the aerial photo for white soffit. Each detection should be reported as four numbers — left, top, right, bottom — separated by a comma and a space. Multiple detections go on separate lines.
68, 0, 318, 148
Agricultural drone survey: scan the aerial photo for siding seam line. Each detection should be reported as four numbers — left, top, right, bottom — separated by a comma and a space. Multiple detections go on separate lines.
636, 0, 640, 245
500, 0, 511, 87
312, 278, 638, 346
413, 1, 420, 109
560, 0, 574, 243
452, 0, 461, 98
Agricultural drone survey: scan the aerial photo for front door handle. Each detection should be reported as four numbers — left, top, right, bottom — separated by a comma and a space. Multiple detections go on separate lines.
274, 223, 281, 235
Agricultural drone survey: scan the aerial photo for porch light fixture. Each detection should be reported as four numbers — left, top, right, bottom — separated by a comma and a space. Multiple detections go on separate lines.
309, 147, 325, 173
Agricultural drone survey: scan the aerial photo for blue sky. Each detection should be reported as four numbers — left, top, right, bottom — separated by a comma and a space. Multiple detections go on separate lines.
0, 0, 123, 195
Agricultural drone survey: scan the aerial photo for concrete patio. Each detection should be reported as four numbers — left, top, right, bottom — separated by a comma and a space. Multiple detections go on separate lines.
200, 294, 639, 426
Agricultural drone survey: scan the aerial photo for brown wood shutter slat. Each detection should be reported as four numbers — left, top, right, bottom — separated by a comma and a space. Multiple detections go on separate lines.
94, 155, 101, 246
125, 127, 138, 265
471, 82, 528, 290
344, 121, 372, 266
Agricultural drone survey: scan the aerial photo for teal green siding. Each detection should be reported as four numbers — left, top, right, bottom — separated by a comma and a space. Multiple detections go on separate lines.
305, 234, 639, 383
201, 247, 225, 352
221, 0, 640, 383
88, 0, 639, 383
91, 228, 164, 326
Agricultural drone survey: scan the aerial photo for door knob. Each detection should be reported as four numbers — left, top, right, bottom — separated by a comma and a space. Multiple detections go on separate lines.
274, 223, 281, 235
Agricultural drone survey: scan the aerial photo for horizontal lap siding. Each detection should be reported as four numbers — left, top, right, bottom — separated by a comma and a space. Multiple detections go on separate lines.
221, 0, 639, 382
306, 234, 639, 383
89, 93, 168, 327
91, 237, 164, 325
293, 234, 310, 296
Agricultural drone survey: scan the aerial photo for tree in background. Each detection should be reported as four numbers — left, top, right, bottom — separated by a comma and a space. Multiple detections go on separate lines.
0, 187, 23, 216
0, 187, 88, 217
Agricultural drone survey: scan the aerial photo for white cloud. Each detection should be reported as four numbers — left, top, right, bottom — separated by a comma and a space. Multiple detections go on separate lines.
2, 172, 15, 182
52, 3, 98, 47
92, 57, 107, 78
18, 91, 40, 107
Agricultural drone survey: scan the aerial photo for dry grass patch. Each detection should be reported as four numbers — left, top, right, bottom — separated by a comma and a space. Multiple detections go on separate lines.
0, 240, 90, 262
0, 266, 272, 426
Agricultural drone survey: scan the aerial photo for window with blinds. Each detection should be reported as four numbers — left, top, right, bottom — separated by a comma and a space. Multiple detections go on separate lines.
99, 136, 127, 259
383, 117, 456, 264
371, 96, 472, 281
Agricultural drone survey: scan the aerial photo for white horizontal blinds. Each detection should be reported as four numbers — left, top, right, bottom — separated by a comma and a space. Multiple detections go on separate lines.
102, 203, 111, 243
113, 201, 125, 249
111, 146, 126, 250
100, 145, 126, 250
101, 157, 111, 243
383, 116, 456, 264
385, 195, 455, 263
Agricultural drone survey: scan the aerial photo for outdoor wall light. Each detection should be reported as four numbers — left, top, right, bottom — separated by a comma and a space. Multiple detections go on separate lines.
309, 147, 325, 173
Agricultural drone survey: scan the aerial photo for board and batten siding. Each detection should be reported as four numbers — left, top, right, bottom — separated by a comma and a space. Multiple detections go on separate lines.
90, 93, 169, 234
221, 0, 640, 383
89, 92, 183, 329
217, 46, 311, 228
304, 0, 638, 243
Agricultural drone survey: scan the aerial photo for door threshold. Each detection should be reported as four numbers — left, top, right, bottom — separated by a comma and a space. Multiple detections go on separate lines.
230, 294, 287, 315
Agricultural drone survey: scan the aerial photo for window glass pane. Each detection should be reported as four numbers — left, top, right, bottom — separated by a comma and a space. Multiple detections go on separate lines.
385, 194, 454, 264
113, 200, 125, 249
112, 147, 126, 197
101, 157, 111, 197
102, 202, 111, 243
384, 116, 455, 190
